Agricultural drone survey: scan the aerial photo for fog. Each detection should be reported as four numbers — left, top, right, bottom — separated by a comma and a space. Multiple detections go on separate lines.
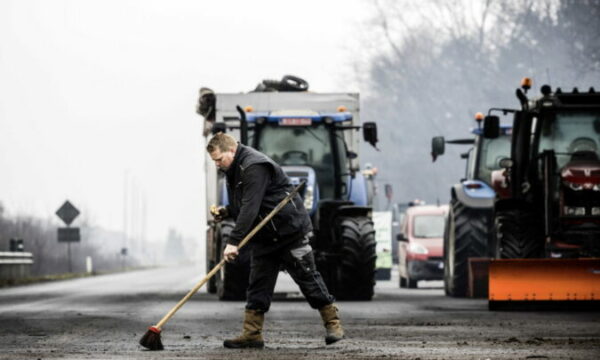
1, 0, 598, 274
0, 0, 368, 271
357, 0, 600, 208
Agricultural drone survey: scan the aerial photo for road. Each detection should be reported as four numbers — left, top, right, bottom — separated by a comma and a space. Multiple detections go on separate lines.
0, 263, 598, 360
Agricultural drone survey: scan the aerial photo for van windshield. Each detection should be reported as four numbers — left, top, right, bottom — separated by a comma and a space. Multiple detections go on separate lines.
413, 215, 445, 238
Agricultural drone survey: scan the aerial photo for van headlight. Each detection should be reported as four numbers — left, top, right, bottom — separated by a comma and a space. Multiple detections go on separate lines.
303, 185, 314, 210
408, 242, 428, 255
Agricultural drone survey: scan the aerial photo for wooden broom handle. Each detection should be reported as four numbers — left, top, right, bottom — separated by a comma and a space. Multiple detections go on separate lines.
155, 181, 305, 329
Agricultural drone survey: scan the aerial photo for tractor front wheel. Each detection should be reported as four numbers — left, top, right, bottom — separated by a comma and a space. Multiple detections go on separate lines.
336, 216, 377, 300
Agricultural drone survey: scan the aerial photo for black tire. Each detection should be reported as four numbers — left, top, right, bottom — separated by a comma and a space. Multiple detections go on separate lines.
216, 220, 250, 301
443, 199, 490, 297
399, 277, 407, 288
407, 277, 418, 289
280, 75, 309, 91
336, 216, 377, 300
495, 209, 544, 259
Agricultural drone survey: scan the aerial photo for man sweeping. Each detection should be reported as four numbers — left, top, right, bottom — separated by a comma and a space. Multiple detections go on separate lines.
207, 132, 344, 349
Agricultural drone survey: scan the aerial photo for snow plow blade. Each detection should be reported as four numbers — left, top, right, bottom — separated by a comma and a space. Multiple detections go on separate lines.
489, 258, 600, 310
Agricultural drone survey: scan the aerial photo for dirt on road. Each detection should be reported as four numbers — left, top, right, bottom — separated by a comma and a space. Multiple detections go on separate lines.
0, 265, 598, 360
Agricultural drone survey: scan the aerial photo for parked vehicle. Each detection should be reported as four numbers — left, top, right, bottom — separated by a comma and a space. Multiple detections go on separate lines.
485, 79, 600, 308
431, 114, 512, 297
197, 76, 379, 300
397, 204, 449, 288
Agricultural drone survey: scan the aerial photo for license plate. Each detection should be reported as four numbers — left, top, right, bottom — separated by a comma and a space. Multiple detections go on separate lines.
279, 118, 312, 126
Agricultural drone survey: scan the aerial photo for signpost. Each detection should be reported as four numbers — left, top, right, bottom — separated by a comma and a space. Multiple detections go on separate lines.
56, 200, 80, 273
373, 211, 393, 280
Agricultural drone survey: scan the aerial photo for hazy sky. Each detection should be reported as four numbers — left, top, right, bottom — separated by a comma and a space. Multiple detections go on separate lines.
0, 0, 371, 243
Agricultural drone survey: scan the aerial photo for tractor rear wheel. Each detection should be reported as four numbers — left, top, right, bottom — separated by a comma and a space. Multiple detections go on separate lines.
216, 220, 250, 300
336, 216, 377, 300
444, 199, 490, 297
495, 209, 544, 259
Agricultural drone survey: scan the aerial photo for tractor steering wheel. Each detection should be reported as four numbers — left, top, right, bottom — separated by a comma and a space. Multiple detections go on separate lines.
281, 150, 309, 165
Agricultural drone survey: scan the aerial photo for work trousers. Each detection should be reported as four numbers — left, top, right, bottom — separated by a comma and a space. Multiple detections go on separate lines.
246, 237, 335, 312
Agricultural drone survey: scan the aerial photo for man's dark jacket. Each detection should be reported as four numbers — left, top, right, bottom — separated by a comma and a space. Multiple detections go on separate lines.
224, 144, 312, 255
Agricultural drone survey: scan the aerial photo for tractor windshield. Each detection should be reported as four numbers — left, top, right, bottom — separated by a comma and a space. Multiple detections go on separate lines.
255, 123, 344, 199
477, 134, 512, 185
537, 111, 600, 168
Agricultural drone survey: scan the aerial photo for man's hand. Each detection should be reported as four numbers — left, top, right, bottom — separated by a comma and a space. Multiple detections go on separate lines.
210, 205, 228, 223
223, 244, 239, 263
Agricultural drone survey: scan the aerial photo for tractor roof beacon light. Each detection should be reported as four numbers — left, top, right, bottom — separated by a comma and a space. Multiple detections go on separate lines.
475, 112, 484, 129
337, 106, 347, 113
244, 105, 254, 113
521, 77, 532, 94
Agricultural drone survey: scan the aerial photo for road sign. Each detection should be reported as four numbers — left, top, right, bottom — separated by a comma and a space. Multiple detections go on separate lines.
58, 227, 80, 243
56, 201, 80, 226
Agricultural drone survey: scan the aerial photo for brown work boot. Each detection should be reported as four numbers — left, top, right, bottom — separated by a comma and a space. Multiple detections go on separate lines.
319, 303, 344, 344
223, 309, 265, 349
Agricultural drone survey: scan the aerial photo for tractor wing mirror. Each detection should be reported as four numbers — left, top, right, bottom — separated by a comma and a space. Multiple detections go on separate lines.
363, 122, 378, 148
483, 115, 500, 139
431, 136, 445, 162
396, 233, 407, 242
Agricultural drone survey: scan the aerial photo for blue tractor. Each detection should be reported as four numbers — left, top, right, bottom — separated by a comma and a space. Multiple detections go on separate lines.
431, 113, 512, 297
199, 77, 379, 300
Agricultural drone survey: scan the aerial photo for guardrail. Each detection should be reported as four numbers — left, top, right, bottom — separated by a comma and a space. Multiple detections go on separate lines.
0, 252, 34, 280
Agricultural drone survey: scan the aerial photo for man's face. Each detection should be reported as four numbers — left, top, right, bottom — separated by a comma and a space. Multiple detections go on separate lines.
210, 147, 236, 171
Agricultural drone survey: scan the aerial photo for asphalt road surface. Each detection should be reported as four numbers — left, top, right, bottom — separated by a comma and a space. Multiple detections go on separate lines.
0, 263, 598, 360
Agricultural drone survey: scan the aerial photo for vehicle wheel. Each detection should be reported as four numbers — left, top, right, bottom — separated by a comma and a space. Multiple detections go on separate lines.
407, 277, 418, 289
336, 216, 377, 300
216, 220, 250, 300
495, 209, 544, 259
399, 276, 407, 288
444, 199, 491, 297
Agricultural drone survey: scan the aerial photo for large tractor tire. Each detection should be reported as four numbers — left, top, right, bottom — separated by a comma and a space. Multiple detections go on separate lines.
495, 209, 544, 259
215, 220, 250, 301
336, 216, 377, 300
444, 199, 490, 297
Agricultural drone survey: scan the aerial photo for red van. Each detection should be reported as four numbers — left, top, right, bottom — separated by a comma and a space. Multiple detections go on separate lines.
397, 204, 448, 288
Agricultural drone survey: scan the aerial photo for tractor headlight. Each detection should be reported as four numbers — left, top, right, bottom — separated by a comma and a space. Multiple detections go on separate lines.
564, 206, 586, 216
592, 207, 600, 216
303, 185, 314, 210
408, 242, 429, 255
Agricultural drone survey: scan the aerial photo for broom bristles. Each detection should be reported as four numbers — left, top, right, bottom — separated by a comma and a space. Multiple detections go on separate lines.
139, 326, 164, 350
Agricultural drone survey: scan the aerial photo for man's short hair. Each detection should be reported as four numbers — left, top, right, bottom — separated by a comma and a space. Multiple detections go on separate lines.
207, 132, 238, 153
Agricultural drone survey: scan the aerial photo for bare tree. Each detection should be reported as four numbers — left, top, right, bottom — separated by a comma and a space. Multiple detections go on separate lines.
357, 0, 600, 206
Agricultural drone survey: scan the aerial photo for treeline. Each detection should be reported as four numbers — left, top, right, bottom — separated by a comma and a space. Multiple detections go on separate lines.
0, 202, 139, 276
358, 0, 600, 206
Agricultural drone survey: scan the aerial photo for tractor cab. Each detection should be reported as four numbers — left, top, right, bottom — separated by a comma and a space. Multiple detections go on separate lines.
248, 111, 352, 213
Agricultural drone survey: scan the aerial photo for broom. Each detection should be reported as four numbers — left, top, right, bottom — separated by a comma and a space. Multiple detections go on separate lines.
140, 181, 306, 350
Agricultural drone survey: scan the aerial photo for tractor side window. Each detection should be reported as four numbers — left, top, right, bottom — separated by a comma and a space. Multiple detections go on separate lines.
538, 112, 600, 169
478, 134, 511, 185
